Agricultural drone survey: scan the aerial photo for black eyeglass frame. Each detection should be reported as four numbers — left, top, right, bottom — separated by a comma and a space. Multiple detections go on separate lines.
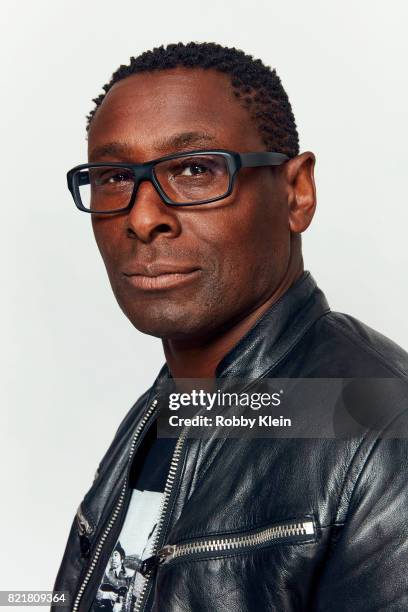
67, 149, 290, 213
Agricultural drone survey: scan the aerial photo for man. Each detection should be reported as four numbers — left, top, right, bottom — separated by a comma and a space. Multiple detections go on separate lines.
92, 543, 134, 611
54, 42, 408, 611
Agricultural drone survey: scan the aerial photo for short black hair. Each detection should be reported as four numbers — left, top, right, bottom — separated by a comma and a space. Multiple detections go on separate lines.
87, 42, 299, 158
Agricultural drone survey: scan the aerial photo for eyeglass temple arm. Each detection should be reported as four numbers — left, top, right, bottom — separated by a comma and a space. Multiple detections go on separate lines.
239, 152, 289, 168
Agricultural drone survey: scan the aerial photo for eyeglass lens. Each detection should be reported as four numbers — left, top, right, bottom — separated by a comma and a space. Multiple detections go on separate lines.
76, 154, 231, 211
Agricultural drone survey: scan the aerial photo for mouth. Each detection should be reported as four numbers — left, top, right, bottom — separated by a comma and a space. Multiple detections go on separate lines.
122, 268, 201, 291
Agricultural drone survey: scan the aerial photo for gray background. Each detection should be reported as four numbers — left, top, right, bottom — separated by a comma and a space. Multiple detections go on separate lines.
1, 0, 407, 595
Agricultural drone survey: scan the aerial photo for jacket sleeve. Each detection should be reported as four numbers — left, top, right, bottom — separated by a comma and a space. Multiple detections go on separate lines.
313, 411, 408, 611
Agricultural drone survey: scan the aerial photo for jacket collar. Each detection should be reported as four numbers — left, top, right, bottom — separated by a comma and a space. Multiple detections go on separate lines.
215, 270, 330, 379
153, 270, 330, 386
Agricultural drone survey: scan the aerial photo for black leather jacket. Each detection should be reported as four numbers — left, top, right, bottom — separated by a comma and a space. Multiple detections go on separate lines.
53, 271, 408, 611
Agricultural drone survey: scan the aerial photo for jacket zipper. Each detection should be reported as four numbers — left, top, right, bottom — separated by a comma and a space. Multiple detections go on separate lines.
132, 428, 188, 612
141, 518, 315, 572
72, 397, 159, 612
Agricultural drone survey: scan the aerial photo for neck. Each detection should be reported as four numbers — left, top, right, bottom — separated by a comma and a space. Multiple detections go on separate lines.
162, 259, 304, 379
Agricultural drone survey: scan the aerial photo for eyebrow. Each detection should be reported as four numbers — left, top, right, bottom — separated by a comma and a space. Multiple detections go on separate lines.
158, 131, 216, 151
89, 131, 217, 162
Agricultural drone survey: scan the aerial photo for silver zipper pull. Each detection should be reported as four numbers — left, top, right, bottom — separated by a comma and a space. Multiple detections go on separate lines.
76, 504, 94, 558
158, 545, 176, 563
75, 503, 94, 536
139, 545, 176, 576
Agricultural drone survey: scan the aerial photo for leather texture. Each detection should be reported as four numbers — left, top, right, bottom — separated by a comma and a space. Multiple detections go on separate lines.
53, 271, 408, 611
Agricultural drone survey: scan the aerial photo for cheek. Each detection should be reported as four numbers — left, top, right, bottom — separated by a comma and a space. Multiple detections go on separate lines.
197, 189, 289, 294
92, 218, 122, 274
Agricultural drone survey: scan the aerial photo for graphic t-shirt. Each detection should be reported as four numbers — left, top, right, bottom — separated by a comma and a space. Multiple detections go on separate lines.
90, 420, 177, 612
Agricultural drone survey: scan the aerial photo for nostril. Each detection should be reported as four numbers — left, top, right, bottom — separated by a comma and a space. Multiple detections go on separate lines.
126, 222, 172, 239
157, 223, 172, 233
126, 226, 137, 238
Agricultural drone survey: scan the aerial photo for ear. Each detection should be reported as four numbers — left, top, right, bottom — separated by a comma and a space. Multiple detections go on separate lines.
284, 152, 317, 233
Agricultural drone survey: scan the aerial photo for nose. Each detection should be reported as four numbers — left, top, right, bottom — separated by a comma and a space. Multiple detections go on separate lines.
125, 179, 181, 243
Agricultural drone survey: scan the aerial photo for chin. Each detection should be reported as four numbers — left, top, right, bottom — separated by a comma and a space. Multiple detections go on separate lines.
123, 306, 207, 340
114, 284, 228, 340
130, 319, 205, 340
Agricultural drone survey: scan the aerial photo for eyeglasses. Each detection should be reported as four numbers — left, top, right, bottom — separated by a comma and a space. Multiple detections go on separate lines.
67, 149, 289, 214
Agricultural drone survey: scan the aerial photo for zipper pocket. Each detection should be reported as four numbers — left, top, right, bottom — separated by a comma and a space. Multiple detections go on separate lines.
141, 517, 316, 575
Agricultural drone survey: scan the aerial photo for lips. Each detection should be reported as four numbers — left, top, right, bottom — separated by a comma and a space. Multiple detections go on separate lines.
122, 263, 201, 291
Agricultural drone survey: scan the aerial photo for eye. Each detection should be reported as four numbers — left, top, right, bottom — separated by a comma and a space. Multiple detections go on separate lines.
89, 167, 134, 188
179, 163, 210, 177
101, 170, 133, 185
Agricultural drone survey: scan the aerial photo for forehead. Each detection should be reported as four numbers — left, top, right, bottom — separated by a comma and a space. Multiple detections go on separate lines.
87, 68, 264, 160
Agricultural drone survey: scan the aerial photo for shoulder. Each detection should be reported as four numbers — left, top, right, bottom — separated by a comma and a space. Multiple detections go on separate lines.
324, 312, 408, 375
113, 387, 152, 441
292, 309, 408, 378
94, 363, 169, 481
113, 361, 169, 441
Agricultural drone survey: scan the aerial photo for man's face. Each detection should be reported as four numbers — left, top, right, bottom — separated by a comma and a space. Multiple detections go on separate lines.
88, 68, 291, 341
110, 550, 121, 568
